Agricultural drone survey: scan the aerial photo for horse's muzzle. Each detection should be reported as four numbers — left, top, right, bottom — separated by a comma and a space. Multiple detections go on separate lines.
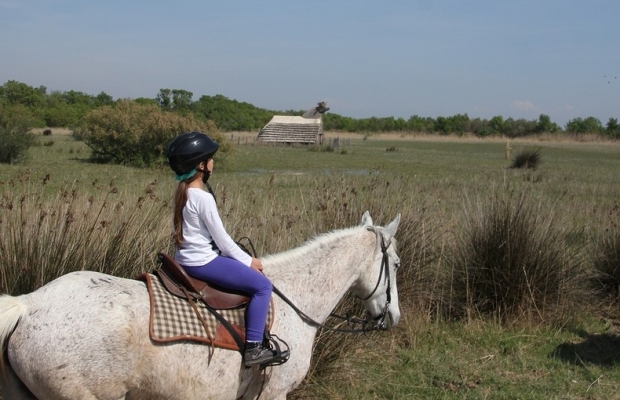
370, 301, 399, 330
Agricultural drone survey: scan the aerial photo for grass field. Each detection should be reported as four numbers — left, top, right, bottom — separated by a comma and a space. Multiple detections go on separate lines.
1, 129, 620, 399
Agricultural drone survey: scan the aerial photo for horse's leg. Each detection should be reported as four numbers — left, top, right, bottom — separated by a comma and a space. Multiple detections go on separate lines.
0, 356, 38, 400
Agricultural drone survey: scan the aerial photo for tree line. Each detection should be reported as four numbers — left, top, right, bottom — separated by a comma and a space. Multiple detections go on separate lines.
1, 80, 619, 139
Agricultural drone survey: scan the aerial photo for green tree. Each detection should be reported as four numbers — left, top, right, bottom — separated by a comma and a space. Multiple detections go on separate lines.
193, 94, 274, 131
134, 97, 158, 106
406, 115, 435, 133
503, 118, 537, 138
95, 91, 114, 107
606, 118, 620, 139
489, 115, 505, 135
156, 89, 172, 109
156, 88, 194, 111
43, 90, 76, 127
450, 114, 471, 135
535, 114, 561, 133
172, 89, 193, 110
0, 80, 46, 108
324, 114, 356, 132
470, 118, 493, 137
434, 116, 450, 134
565, 117, 604, 134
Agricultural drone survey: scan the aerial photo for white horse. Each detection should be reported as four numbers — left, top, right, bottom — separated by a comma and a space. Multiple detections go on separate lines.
0, 212, 401, 400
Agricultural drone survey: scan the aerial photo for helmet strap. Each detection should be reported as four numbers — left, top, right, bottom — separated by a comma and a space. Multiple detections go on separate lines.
205, 181, 217, 203
201, 169, 211, 184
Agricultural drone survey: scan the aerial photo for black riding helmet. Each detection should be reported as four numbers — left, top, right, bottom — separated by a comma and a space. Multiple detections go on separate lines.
166, 132, 219, 176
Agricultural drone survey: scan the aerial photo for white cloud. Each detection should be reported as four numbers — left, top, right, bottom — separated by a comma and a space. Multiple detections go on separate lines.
510, 100, 537, 112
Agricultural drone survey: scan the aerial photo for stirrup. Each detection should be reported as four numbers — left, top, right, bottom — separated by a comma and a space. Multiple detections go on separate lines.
259, 334, 290, 369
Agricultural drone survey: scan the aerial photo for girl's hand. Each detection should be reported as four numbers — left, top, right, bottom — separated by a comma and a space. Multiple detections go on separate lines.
250, 257, 263, 272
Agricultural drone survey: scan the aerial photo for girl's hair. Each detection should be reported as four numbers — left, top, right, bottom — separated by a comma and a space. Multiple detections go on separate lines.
173, 180, 189, 248
173, 172, 203, 248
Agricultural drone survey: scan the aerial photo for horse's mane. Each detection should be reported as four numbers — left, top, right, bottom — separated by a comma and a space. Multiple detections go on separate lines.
261, 225, 367, 267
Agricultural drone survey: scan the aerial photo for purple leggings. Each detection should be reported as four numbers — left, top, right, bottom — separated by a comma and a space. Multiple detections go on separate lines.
182, 256, 272, 343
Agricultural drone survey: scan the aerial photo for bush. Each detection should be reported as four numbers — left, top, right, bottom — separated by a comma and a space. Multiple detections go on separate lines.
510, 148, 542, 170
591, 205, 620, 302
0, 103, 37, 164
445, 188, 583, 323
75, 100, 229, 167
0, 129, 37, 164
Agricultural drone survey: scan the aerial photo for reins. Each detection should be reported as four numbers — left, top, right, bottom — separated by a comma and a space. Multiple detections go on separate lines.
241, 233, 393, 334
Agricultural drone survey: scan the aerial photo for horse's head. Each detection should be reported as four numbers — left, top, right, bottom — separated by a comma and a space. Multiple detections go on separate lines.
356, 211, 401, 330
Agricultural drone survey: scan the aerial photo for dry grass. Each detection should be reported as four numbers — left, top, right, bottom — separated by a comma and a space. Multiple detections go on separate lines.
0, 173, 172, 294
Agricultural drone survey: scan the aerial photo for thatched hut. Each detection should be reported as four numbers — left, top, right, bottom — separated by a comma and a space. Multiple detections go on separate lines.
257, 102, 329, 144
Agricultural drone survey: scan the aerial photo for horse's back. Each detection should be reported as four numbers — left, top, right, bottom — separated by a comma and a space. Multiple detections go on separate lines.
6, 271, 151, 399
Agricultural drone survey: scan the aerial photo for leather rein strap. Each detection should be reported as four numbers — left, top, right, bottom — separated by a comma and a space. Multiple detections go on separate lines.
272, 232, 393, 333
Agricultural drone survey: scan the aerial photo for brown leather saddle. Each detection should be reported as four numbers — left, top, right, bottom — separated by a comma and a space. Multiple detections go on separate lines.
156, 253, 250, 310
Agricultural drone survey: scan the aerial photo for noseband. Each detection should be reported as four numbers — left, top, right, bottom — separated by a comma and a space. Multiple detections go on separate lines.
272, 231, 394, 333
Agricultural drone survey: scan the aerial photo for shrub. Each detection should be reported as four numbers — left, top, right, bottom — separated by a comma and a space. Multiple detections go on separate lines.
43, 129, 52, 136
445, 188, 583, 323
510, 147, 542, 170
75, 100, 229, 167
590, 205, 620, 302
0, 103, 37, 164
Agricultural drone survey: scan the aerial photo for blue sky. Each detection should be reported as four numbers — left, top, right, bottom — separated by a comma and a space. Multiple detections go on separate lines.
1, 0, 618, 126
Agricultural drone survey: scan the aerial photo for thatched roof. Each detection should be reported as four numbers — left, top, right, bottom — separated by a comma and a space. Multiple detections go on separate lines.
257, 102, 329, 144
257, 116, 323, 144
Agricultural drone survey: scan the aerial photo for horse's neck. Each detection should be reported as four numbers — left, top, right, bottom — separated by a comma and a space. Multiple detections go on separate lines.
265, 227, 374, 323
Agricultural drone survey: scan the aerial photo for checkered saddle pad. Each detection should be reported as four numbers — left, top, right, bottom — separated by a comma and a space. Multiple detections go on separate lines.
139, 273, 274, 351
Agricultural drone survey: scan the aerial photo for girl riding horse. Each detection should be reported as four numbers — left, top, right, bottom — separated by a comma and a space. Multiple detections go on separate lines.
166, 131, 277, 367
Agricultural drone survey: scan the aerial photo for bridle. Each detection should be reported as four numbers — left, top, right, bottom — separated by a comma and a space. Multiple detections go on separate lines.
354, 230, 393, 330
271, 229, 395, 333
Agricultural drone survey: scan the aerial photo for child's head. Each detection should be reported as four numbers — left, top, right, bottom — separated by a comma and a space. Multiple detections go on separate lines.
167, 132, 219, 181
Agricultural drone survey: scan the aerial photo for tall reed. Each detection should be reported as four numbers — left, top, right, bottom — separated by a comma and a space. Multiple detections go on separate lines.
0, 172, 172, 295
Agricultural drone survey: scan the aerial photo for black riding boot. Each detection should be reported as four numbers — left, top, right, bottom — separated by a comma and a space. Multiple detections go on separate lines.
243, 342, 276, 367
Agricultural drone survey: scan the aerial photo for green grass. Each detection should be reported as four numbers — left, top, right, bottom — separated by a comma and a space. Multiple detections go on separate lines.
298, 316, 620, 399
2, 131, 620, 399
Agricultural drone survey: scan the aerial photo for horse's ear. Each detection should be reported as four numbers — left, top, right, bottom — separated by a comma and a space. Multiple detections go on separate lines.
384, 214, 401, 240
361, 211, 373, 227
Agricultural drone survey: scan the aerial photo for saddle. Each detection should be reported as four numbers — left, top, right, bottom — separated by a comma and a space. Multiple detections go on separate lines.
156, 253, 250, 310
151, 252, 290, 367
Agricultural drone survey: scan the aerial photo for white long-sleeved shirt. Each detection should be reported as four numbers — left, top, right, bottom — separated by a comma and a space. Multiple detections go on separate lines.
174, 188, 252, 267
